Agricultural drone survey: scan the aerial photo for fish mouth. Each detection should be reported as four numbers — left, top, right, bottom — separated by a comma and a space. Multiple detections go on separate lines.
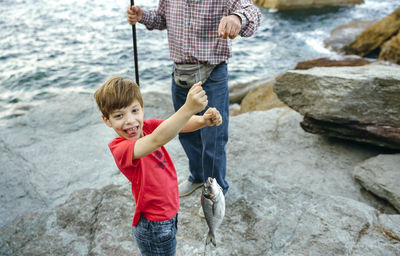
204, 193, 214, 200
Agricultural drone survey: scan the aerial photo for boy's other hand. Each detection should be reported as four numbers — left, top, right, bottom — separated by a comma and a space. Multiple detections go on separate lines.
203, 107, 222, 127
185, 82, 208, 114
127, 5, 143, 25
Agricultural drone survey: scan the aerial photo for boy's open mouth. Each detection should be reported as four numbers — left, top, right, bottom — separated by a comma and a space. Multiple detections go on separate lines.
125, 127, 138, 137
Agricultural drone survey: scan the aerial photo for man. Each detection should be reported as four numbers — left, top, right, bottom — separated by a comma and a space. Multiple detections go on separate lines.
127, 0, 261, 217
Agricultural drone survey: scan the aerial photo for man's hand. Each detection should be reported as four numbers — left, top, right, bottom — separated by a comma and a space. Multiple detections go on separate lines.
218, 15, 242, 39
185, 82, 208, 115
203, 107, 222, 127
126, 5, 143, 25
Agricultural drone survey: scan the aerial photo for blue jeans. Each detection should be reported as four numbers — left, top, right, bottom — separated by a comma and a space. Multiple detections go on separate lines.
172, 62, 229, 194
132, 214, 178, 256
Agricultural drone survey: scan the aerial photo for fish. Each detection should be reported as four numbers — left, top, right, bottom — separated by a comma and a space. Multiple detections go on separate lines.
201, 177, 225, 247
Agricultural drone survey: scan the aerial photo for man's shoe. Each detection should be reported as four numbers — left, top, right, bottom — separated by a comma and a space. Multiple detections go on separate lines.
179, 180, 203, 197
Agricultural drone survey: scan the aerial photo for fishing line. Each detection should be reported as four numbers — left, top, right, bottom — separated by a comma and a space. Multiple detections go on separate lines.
195, 63, 218, 181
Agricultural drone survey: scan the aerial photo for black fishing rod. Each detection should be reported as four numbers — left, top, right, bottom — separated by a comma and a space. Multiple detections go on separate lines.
130, 0, 139, 86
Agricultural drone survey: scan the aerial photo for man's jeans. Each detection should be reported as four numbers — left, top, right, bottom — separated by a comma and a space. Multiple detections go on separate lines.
132, 214, 178, 256
171, 62, 229, 194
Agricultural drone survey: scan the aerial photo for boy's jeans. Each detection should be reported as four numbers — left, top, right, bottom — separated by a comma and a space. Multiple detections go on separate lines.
132, 214, 178, 256
171, 62, 229, 194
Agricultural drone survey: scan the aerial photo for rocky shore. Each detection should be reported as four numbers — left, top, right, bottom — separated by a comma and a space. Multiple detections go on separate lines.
1, 66, 399, 254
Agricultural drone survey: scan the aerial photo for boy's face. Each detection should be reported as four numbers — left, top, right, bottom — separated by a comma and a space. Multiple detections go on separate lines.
103, 99, 144, 140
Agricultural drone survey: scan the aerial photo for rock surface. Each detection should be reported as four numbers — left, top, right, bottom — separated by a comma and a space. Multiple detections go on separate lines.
254, 0, 363, 10
1, 90, 399, 255
353, 154, 400, 212
274, 63, 400, 150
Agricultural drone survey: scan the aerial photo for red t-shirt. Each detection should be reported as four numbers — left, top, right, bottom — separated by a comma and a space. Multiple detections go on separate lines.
108, 119, 179, 226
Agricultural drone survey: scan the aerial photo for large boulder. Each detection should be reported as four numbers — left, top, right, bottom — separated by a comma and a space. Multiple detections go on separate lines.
254, 0, 363, 10
274, 63, 400, 150
342, 7, 400, 57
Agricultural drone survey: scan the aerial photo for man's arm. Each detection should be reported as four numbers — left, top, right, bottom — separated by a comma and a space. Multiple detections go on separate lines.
126, 0, 167, 30
133, 83, 207, 159
219, 0, 262, 39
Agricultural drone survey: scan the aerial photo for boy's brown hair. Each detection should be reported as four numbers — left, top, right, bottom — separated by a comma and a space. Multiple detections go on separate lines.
94, 76, 143, 119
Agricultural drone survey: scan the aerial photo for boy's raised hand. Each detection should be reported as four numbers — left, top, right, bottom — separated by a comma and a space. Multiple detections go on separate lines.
185, 82, 208, 114
203, 107, 222, 127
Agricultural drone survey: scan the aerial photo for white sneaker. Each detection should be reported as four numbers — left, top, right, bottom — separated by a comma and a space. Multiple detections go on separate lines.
179, 180, 203, 197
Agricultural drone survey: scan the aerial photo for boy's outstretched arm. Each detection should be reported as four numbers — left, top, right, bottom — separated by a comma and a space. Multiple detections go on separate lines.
133, 82, 207, 159
180, 107, 222, 133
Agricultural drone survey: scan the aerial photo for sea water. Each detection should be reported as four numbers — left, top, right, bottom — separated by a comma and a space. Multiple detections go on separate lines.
0, 0, 397, 120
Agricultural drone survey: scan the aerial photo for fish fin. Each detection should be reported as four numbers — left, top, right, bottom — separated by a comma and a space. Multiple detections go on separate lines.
206, 233, 216, 247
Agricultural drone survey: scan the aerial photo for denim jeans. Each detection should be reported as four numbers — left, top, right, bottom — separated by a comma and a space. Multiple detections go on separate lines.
132, 214, 178, 256
171, 62, 229, 194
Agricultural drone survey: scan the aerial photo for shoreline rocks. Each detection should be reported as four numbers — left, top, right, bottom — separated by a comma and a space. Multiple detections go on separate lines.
1, 105, 399, 255
254, 0, 363, 10
274, 62, 400, 150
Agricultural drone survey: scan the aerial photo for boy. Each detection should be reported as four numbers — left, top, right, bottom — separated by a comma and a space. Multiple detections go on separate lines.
94, 76, 222, 255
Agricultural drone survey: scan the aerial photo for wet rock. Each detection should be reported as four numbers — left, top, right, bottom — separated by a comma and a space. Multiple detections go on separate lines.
294, 56, 372, 70
324, 20, 377, 52
379, 31, 400, 65
254, 0, 363, 10
274, 63, 400, 150
342, 7, 400, 57
353, 154, 400, 213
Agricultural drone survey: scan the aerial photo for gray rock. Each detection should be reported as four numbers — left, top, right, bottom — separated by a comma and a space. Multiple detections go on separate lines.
353, 154, 400, 212
2, 174, 400, 255
274, 63, 400, 150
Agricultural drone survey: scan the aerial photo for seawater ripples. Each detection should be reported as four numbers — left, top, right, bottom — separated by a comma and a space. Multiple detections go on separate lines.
0, 0, 398, 120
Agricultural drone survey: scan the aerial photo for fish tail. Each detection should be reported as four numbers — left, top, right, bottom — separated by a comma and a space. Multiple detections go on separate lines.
206, 232, 216, 247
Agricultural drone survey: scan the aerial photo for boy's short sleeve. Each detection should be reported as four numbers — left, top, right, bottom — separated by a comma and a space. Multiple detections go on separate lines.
108, 119, 164, 182
109, 138, 138, 182
144, 118, 164, 132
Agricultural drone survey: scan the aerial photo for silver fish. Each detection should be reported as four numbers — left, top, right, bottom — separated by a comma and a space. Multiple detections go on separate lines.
201, 177, 225, 246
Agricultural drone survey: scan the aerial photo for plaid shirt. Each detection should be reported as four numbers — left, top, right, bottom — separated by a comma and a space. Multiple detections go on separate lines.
140, 0, 261, 65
